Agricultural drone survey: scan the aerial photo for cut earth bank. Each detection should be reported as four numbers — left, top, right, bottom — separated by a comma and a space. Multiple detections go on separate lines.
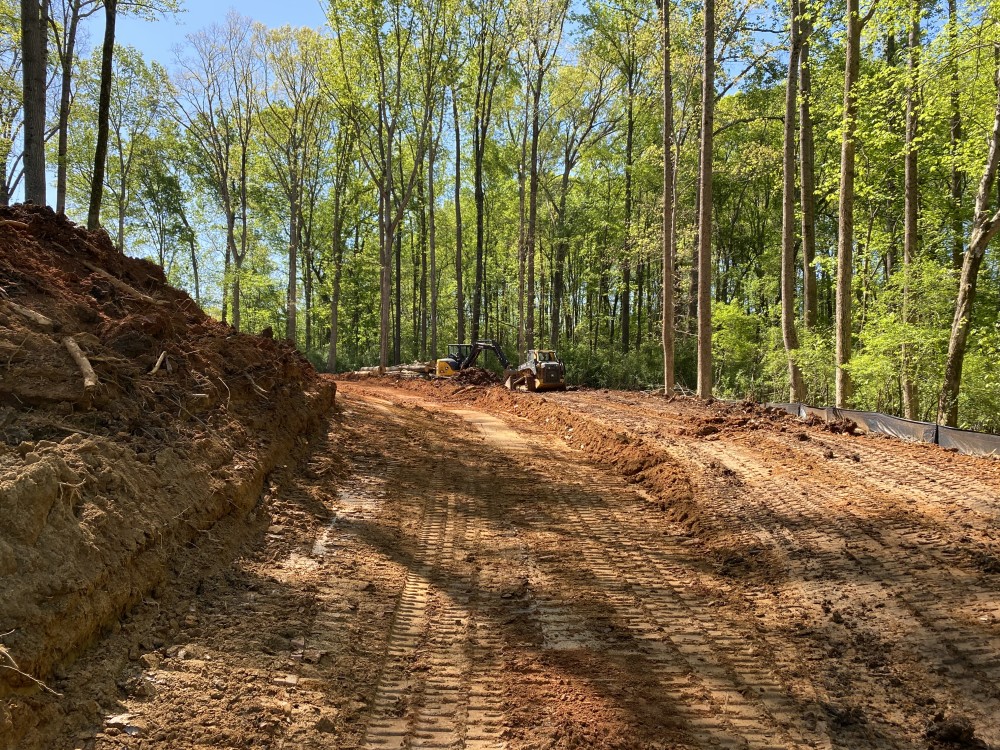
0, 204, 335, 748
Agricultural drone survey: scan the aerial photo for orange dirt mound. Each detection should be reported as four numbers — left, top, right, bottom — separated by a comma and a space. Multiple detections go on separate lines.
0, 204, 334, 747
450, 366, 501, 386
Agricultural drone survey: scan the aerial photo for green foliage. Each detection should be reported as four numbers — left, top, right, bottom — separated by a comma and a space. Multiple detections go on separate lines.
711, 301, 770, 400
40, 0, 1000, 435
849, 259, 955, 419
961, 324, 1000, 433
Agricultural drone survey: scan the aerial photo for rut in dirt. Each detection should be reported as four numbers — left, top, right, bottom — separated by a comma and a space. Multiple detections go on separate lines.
18, 380, 1000, 750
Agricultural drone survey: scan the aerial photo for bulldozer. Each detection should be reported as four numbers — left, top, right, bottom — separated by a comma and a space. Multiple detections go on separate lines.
505, 349, 567, 392
435, 340, 512, 378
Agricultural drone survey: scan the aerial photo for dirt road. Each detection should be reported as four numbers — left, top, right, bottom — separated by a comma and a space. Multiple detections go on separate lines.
35, 381, 1000, 750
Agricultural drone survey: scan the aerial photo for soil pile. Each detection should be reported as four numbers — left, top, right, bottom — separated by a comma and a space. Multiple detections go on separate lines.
0, 204, 334, 747
450, 366, 500, 386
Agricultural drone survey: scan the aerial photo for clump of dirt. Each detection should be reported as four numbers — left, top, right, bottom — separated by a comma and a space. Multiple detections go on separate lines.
713, 544, 783, 582
675, 400, 792, 438
824, 419, 862, 436
0, 204, 334, 748
451, 366, 500, 386
925, 712, 991, 748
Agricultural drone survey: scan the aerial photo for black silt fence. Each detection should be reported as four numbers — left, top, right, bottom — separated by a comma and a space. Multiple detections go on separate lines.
763, 402, 1000, 458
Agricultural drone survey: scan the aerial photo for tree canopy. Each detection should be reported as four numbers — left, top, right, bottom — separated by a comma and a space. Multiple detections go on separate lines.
7, 0, 1000, 430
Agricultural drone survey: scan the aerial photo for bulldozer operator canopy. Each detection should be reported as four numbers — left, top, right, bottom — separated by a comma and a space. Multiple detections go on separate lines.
535, 350, 557, 362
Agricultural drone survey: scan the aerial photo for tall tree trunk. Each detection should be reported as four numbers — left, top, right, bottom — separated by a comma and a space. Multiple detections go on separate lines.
938, 58, 1000, 426
88, 0, 116, 229
180, 211, 200, 304
453, 90, 465, 343
782, 0, 806, 402
116, 185, 125, 251
394, 148, 403, 365
660, 0, 675, 394
634, 259, 644, 350
329, 243, 343, 372
799, 7, 818, 328
835, 0, 863, 407
527, 70, 542, 352
0, 160, 9, 205
550, 163, 570, 348
901, 3, 920, 419
287, 161, 299, 344
517, 85, 528, 355
55, 0, 82, 213
429, 125, 438, 360
622, 94, 635, 354
379, 164, 391, 372
327, 151, 346, 371
232, 259, 242, 333
304, 247, 312, 353
394, 211, 402, 365
472, 111, 486, 341
418, 161, 428, 360
688, 164, 700, 331
223, 202, 237, 328
948, 0, 963, 271
696, 0, 715, 399
21, 0, 47, 206
222, 233, 231, 325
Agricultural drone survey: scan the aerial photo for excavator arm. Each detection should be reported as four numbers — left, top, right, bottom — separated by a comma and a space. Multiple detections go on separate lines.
460, 340, 511, 370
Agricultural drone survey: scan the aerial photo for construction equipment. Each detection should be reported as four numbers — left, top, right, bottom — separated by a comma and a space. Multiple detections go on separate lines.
435, 340, 567, 392
435, 340, 512, 378
505, 349, 567, 392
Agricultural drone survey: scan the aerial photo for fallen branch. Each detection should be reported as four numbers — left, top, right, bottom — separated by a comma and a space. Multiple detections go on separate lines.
63, 336, 99, 389
4, 300, 56, 331
0, 646, 61, 696
0, 219, 30, 231
358, 362, 433, 374
79, 259, 164, 306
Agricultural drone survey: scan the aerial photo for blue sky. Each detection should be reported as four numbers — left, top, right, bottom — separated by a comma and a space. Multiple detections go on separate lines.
116, 0, 329, 65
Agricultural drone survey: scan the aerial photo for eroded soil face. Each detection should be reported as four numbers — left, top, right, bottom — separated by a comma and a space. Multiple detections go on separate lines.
21, 381, 1000, 750
0, 205, 332, 748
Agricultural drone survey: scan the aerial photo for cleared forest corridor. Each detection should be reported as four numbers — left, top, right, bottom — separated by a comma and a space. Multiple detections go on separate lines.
32, 381, 999, 750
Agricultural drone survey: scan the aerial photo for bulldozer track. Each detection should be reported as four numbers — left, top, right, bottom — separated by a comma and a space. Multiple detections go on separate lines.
460, 409, 827, 750
52, 384, 1000, 750
547, 393, 1000, 747
354, 403, 506, 750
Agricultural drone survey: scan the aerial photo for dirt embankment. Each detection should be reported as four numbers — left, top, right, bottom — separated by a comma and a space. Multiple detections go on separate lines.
364, 378, 699, 532
0, 205, 334, 748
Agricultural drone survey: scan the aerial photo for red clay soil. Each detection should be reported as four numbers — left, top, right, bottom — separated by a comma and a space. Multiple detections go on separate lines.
0, 204, 334, 748
347, 378, 1000, 749
12, 369, 998, 750
450, 366, 501, 386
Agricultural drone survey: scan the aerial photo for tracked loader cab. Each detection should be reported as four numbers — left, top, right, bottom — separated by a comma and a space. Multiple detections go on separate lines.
505, 349, 567, 391
436, 344, 472, 377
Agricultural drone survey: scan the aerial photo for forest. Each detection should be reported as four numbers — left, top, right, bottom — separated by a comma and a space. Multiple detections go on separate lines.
6, 0, 1000, 430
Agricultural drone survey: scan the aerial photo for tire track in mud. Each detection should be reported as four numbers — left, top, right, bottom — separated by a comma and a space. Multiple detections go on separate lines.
458, 409, 829, 750
551, 393, 1000, 747
345, 399, 504, 750
773, 429, 1000, 522
692, 441, 1000, 736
